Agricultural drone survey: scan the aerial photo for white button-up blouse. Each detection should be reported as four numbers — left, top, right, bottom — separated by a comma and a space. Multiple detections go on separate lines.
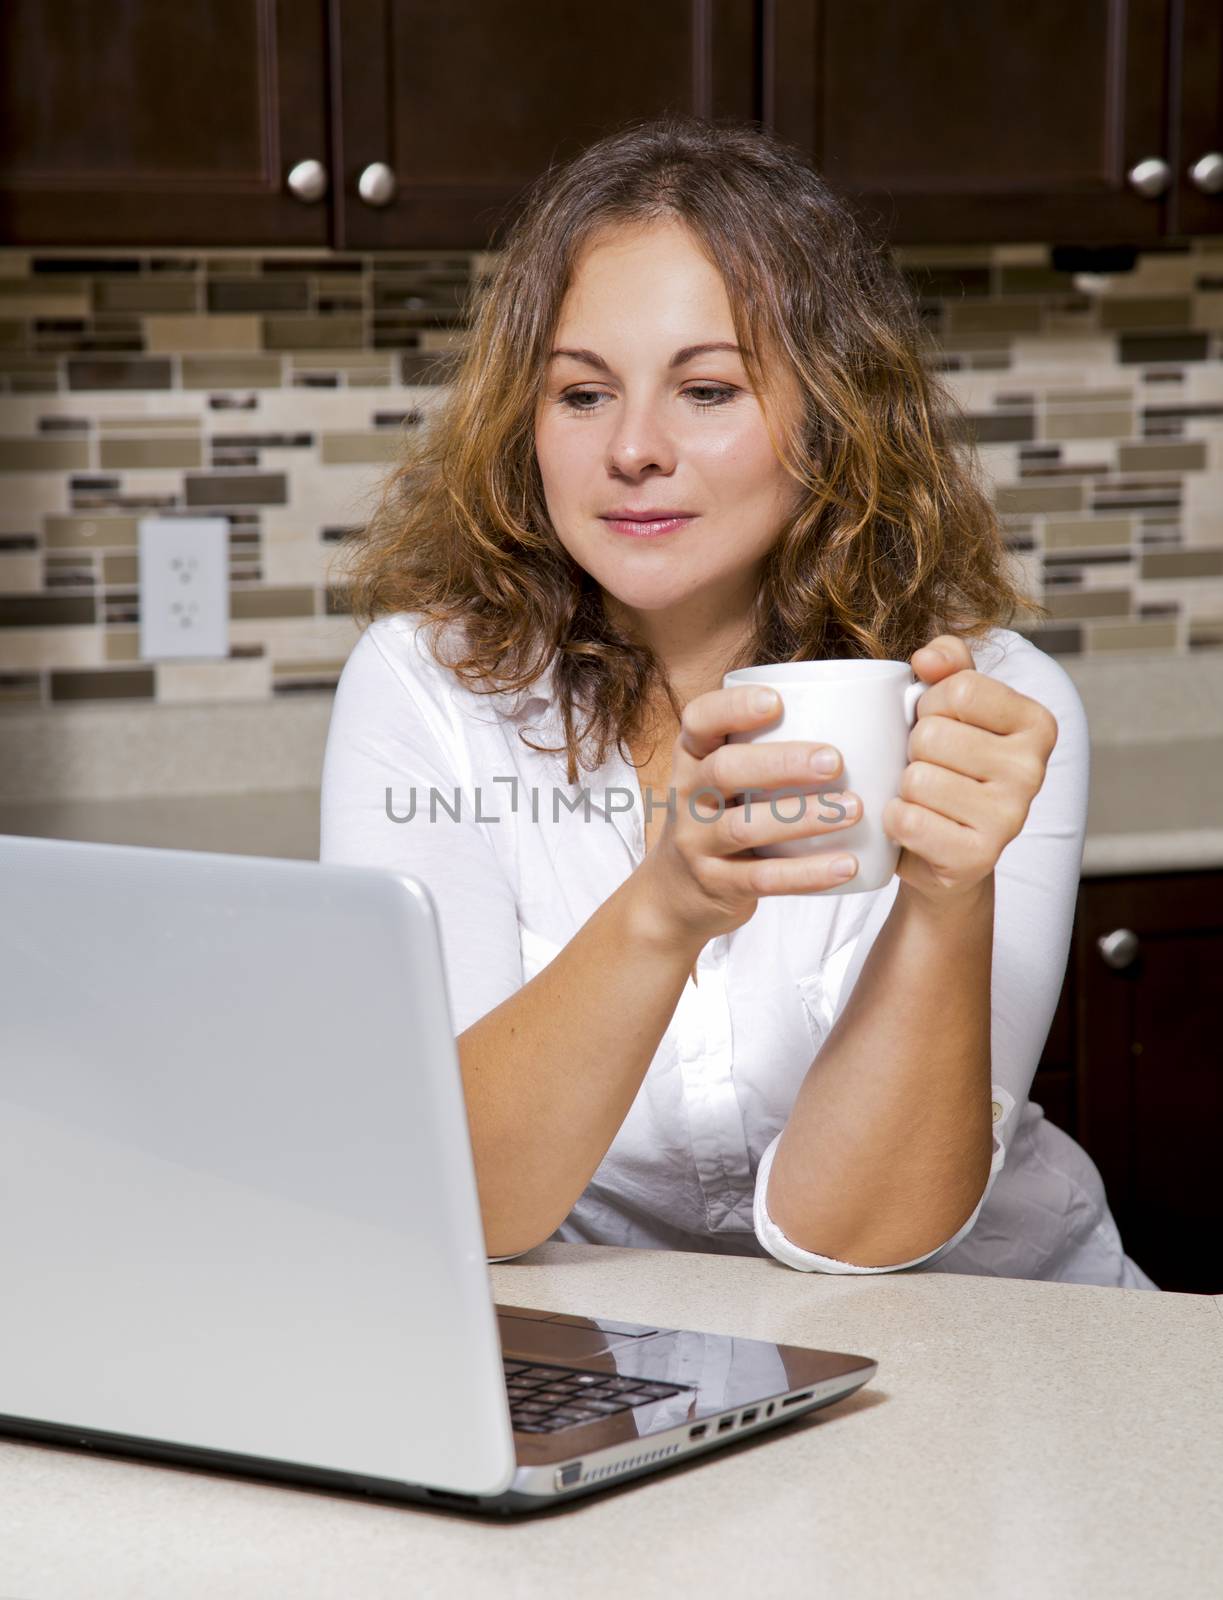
319, 611, 1159, 1290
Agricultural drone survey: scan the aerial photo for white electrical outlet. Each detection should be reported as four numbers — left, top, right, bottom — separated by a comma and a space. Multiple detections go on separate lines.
137, 517, 230, 661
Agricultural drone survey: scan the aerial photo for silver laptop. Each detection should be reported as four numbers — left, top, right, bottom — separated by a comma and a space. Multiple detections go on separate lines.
0, 831, 877, 1515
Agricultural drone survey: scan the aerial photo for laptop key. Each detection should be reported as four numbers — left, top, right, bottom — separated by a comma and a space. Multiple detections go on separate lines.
503, 1356, 695, 1431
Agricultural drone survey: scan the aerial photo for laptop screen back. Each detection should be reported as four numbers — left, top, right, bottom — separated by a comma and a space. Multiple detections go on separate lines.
0, 835, 515, 1496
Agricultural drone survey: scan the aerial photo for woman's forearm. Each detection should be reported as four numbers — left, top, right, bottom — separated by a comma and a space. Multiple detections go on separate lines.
457, 860, 703, 1258
766, 875, 996, 1266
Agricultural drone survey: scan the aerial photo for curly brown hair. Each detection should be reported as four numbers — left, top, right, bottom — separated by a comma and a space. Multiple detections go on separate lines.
330, 111, 1047, 785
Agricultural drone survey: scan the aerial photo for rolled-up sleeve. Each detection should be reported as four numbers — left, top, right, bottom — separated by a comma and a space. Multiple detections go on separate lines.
754, 1090, 1015, 1273
752, 637, 1088, 1273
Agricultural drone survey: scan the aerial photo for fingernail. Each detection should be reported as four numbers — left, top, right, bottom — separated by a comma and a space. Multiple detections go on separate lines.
751, 688, 779, 712
810, 748, 839, 775
830, 855, 857, 879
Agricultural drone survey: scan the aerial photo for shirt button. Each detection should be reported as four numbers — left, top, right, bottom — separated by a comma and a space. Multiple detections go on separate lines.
991, 1100, 1002, 1123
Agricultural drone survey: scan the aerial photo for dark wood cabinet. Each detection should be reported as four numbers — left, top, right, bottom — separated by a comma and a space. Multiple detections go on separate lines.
0, 0, 331, 247
764, 0, 1202, 246
1035, 869, 1223, 1295
0, 0, 754, 251
1174, 0, 1223, 235
330, 0, 756, 250
5, 1, 1221, 252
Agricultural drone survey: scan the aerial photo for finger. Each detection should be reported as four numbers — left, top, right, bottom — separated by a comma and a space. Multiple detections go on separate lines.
701, 845, 860, 898
703, 738, 844, 797
882, 796, 984, 877
915, 669, 1051, 741
912, 634, 975, 676
745, 847, 859, 896
908, 714, 1002, 783
897, 761, 992, 831
695, 786, 861, 859
677, 685, 784, 763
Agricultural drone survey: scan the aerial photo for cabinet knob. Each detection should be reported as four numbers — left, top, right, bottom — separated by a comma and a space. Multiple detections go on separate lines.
1097, 927, 1139, 970
286, 159, 328, 204
1189, 152, 1223, 195
357, 162, 397, 207
1127, 157, 1172, 198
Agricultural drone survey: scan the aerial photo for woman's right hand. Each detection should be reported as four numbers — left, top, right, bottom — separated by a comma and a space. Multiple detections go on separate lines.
633, 684, 863, 949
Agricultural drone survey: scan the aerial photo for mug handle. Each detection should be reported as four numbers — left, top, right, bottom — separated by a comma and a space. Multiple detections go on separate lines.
903, 678, 926, 727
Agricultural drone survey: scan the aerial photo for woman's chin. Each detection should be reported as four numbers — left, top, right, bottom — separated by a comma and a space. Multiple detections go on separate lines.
599, 580, 706, 616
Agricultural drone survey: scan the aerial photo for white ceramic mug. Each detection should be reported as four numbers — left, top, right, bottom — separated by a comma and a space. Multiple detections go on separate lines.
721, 659, 926, 895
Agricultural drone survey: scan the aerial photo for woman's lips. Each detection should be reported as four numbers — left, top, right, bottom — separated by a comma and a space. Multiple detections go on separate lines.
600, 515, 697, 538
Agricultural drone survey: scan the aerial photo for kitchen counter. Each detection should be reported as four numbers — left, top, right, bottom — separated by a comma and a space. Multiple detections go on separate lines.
0, 1243, 1219, 1600
1080, 736, 1223, 874
0, 788, 322, 860
1, 649, 1221, 874
0, 731, 1220, 875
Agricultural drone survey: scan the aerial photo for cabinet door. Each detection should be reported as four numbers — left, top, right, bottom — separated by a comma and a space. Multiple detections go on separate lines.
765, 0, 1173, 245
1174, 0, 1223, 236
330, 0, 756, 249
0, 0, 329, 246
1077, 872, 1223, 1295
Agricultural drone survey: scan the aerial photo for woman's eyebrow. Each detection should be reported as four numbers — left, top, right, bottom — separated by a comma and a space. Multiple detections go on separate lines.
547, 341, 747, 372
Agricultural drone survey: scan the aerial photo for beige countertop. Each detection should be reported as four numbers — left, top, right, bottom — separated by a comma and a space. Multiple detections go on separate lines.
1, 649, 1221, 875
0, 1244, 1219, 1600
1081, 736, 1223, 874
0, 788, 323, 860
0, 732, 1221, 875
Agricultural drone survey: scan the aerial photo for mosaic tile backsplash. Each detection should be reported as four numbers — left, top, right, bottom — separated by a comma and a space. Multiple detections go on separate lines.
2, 238, 1223, 709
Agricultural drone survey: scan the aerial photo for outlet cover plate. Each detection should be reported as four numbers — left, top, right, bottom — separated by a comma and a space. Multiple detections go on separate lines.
138, 517, 230, 661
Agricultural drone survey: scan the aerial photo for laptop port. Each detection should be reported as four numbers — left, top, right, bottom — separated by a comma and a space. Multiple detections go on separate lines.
741, 1408, 758, 1425
688, 1423, 708, 1440
717, 1415, 735, 1434
781, 1390, 815, 1408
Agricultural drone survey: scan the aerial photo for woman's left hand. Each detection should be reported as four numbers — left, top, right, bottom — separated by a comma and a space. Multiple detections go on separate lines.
879, 633, 1059, 907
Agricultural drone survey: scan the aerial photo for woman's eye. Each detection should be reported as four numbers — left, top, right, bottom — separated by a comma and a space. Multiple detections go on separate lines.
685, 384, 736, 406
559, 384, 736, 412
560, 389, 604, 411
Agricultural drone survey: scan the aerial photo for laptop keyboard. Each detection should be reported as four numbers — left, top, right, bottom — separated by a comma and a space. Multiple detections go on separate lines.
504, 1359, 692, 1433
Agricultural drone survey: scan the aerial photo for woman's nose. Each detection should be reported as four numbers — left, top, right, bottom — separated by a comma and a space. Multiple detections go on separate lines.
605, 395, 679, 477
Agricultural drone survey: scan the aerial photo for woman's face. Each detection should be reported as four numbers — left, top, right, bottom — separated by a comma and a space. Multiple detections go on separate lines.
534, 217, 804, 630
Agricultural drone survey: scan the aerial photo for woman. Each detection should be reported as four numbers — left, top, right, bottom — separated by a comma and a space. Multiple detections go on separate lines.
320, 113, 1157, 1289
